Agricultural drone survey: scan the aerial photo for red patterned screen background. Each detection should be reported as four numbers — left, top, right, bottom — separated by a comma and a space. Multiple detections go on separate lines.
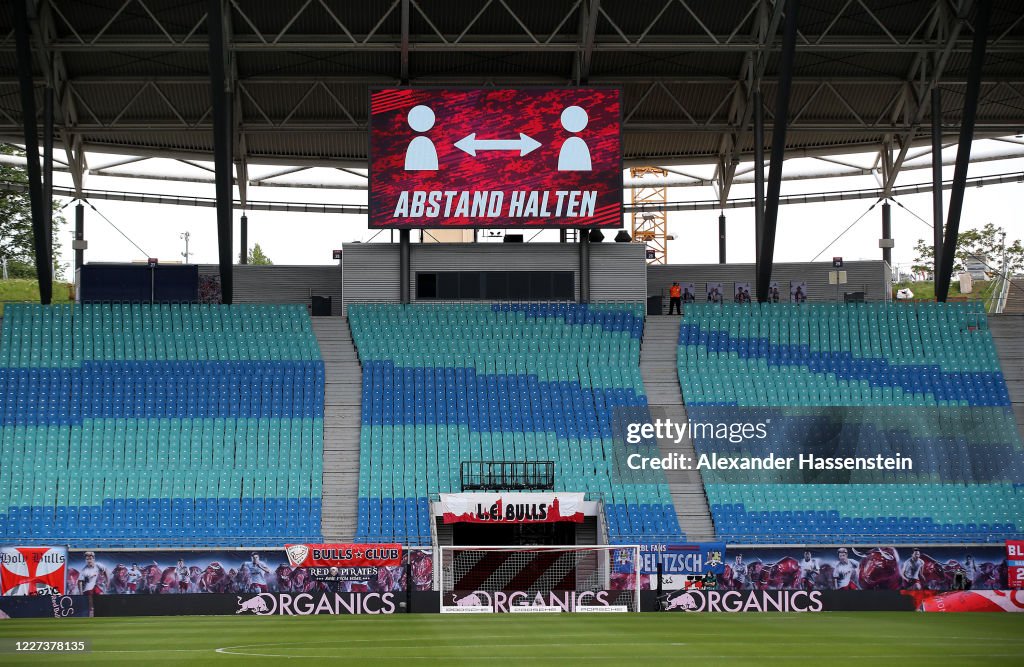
369, 88, 621, 228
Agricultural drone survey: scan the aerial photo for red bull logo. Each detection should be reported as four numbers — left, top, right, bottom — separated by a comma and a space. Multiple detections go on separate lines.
444, 590, 616, 613
662, 590, 824, 612
235, 592, 397, 615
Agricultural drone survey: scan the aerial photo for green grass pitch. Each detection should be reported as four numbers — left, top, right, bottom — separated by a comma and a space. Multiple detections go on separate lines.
0, 613, 1022, 665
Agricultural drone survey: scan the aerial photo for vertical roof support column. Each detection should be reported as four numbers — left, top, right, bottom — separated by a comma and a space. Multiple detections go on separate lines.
12, 0, 52, 304
43, 87, 54, 263
753, 87, 765, 295
937, 0, 991, 302
756, 0, 800, 303
208, 0, 234, 304
399, 229, 411, 304
931, 88, 944, 282
718, 214, 727, 264
579, 231, 591, 304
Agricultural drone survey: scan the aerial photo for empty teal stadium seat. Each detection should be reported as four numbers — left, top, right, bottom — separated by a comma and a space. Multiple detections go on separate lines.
677, 302, 1022, 544
0, 303, 324, 548
349, 302, 682, 545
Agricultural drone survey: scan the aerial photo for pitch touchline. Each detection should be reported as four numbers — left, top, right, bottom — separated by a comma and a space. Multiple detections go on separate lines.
212, 649, 1023, 661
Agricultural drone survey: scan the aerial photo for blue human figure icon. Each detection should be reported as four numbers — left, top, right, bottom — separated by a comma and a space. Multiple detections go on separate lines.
405, 105, 438, 171
557, 105, 591, 171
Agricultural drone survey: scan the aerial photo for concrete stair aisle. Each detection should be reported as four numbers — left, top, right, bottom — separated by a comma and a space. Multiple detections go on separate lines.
1003, 278, 1024, 314
990, 315, 1024, 442
640, 316, 716, 541
311, 317, 363, 541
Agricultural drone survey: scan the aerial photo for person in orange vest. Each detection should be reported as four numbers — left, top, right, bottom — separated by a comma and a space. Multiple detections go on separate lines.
668, 281, 682, 315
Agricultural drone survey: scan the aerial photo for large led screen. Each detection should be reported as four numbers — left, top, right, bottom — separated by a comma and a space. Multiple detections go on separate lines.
369, 88, 621, 228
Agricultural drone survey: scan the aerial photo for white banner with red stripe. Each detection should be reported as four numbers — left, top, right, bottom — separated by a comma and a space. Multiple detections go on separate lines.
439, 493, 585, 524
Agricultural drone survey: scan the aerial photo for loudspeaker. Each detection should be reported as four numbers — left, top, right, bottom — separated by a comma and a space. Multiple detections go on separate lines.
503, 234, 524, 243
588, 229, 604, 242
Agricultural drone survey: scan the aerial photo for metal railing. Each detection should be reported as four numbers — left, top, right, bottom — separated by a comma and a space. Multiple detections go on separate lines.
990, 270, 1011, 314
459, 460, 555, 492
718, 531, 1018, 545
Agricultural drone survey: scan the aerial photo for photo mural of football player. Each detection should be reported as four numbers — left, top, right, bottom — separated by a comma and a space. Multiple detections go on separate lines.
706, 282, 724, 304
715, 546, 1007, 591
790, 280, 808, 303
67, 549, 433, 594
733, 282, 752, 304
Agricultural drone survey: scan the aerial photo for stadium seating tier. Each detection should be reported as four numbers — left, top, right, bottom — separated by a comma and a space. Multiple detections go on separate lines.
677, 302, 1023, 543
0, 303, 324, 547
349, 302, 684, 545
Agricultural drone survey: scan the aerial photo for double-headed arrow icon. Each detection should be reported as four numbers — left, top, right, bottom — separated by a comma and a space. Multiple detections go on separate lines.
454, 133, 541, 157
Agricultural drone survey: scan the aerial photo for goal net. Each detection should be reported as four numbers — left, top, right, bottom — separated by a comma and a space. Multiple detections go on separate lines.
439, 545, 640, 613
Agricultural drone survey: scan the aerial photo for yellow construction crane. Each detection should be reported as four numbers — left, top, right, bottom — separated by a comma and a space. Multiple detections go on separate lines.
630, 167, 668, 264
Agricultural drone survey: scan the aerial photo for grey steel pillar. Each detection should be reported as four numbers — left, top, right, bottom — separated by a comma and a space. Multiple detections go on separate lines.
881, 201, 892, 266
399, 229, 411, 304
718, 214, 727, 264
239, 214, 248, 264
74, 203, 85, 273
579, 230, 591, 303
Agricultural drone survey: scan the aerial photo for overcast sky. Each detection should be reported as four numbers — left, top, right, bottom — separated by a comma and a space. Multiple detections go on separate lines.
48, 138, 1024, 279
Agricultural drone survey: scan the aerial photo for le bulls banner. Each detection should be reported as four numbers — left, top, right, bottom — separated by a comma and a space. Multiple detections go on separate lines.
369, 88, 622, 228
439, 493, 585, 524
1, 546, 68, 595
1008, 540, 1024, 588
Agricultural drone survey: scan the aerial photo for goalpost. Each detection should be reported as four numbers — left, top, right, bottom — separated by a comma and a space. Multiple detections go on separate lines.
438, 545, 641, 613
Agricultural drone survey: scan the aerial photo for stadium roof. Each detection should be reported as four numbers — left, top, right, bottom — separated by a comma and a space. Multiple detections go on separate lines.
2, 0, 1024, 197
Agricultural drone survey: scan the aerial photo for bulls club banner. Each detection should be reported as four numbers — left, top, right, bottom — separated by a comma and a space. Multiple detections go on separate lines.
439, 493, 585, 524
0, 546, 68, 596
1007, 540, 1024, 589
285, 544, 403, 585
285, 544, 402, 569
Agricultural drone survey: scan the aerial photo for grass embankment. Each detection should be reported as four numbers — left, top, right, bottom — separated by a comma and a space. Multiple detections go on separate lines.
0, 279, 74, 316
892, 279, 995, 306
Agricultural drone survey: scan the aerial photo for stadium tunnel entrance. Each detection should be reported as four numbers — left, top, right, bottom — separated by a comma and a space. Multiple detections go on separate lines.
452, 521, 577, 546
438, 516, 601, 547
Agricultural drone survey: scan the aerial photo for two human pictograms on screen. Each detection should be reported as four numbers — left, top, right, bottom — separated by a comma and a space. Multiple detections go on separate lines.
404, 104, 593, 172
